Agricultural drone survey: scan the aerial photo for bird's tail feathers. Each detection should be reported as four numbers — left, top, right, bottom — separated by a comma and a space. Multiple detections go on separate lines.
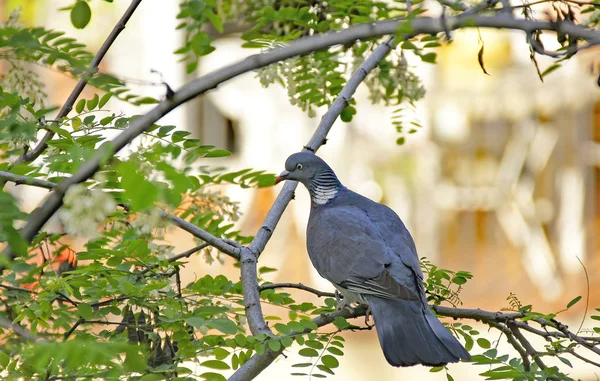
366, 297, 470, 367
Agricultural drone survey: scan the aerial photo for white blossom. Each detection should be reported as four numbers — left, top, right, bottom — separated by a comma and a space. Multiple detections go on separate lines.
59, 184, 117, 237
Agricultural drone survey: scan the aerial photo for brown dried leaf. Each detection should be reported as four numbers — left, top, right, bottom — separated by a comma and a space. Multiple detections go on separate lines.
478, 45, 490, 75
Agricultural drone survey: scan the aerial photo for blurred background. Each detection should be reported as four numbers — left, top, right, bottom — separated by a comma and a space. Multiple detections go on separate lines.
3, 0, 600, 379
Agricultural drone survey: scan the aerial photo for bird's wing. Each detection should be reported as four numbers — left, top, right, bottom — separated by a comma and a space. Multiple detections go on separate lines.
307, 206, 418, 301
349, 194, 426, 298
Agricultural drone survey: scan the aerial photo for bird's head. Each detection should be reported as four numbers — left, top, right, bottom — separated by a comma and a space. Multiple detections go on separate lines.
275, 152, 332, 186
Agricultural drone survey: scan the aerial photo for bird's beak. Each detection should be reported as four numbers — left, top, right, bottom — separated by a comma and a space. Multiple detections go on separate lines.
275, 170, 290, 185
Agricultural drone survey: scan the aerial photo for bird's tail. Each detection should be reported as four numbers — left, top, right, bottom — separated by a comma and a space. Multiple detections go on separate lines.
366, 296, 471, 367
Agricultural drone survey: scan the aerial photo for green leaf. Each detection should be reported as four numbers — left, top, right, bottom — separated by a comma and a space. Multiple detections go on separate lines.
200, 372, 227, 381
191, 32, 215, 56
340, 106, 356, 122
477, 338, 491, 349
305, 340, 324, 349
396, 137, 406, 145
268, 340, 281, 351
205, 149, 232, 158
213, 348, 230, 360
258, 266, 277, 274
298, 348, 319, 357
117, 161, 158, 211
566, 295, 581, 309
557, 356, 572, 368
71, 1, 92, 29
321, 355, 339, 368
207, 318, 238, 334
420, 52, 437, 64
452, 276, 467, 285
235, 334, 247, 347
255, 343, 266, 355
281, 336, 294, 347
134, 97, 158, 105
206, 10, 224, 33
77, 303, 93, 319
87, 94, 99, 110
201, 360, 230, 370
274, 323, 290, 334
317, 365, 334, 375
287, 321, 305, 333
0, 351, 9, 369
99, 92, 112, 108
75, 99, 85, 114
184, 316, 205, 328
541, 64, 561, 78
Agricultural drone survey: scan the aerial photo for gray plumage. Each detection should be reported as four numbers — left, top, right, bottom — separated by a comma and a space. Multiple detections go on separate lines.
276, 152, 470, 367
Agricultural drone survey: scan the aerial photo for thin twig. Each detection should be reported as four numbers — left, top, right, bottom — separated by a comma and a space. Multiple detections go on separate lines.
576, 256, 590, 335
14, 0, 144, 165
63, 318, 84, 340
162, 213, 240, 260
570, 349, 600, 368
0, 283, 37, 294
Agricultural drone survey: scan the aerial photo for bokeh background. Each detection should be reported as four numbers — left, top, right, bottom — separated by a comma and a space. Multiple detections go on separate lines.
3, 0, 600, 379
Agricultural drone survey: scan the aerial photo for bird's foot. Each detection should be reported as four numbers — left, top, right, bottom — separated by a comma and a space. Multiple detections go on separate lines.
335, 290, 353, 312
364, 305, 373, 327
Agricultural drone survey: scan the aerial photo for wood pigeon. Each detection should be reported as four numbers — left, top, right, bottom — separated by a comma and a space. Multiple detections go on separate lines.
276, 152, 470, 367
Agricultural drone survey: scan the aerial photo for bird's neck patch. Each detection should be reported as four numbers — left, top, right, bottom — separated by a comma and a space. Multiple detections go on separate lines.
308, 170, 341, 205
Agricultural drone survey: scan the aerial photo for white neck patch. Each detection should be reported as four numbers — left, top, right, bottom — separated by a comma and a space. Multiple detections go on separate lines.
312, 185, 339, 205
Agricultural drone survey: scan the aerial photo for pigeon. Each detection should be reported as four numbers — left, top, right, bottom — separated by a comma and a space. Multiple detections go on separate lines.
275, 152, 470, 367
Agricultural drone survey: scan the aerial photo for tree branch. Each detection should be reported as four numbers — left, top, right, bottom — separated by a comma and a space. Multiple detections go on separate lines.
493, 322, 531, 371
14, 0, 144, 165
0, 171, 56, 190
0, 283, 37, 294
508, 323, 549, 371
162, 213, 240, 260
0, 315, 38, 342
259, 283, 337, 298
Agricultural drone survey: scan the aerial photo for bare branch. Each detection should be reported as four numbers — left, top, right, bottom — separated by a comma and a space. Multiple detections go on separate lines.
14, 0, 144, 165
162, 212, 240, 260
508, 323, 549, 372
259, 283, 337, 298
0, 283, 37, 294
493, 322, 531, 371
0, 171, 56, 190
0, 315, 38, 342
569, 349, 600, 368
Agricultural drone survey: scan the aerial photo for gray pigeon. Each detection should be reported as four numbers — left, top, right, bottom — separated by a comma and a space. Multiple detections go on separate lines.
276, 152, 470, 367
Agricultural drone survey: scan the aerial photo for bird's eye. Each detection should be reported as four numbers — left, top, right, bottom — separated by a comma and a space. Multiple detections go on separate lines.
296, 163, 304, 170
